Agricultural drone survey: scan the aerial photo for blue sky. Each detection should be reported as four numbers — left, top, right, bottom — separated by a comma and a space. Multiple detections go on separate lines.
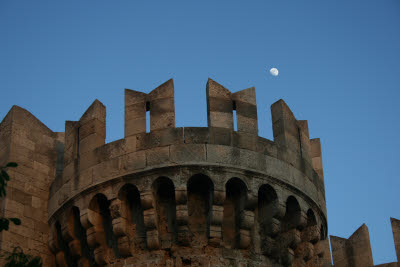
1, 0, 400, 264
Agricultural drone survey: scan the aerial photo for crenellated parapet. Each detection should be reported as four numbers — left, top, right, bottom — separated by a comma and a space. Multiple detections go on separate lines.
329, 219, 400, 267
0, 78, 335, 266
42, 78, 332, 266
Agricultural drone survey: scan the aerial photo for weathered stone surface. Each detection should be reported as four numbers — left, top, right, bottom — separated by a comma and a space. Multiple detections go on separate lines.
331, 224, 374, 267
0, 106, 55, 265
9, 78, 391, 267
391, 218, 400, 263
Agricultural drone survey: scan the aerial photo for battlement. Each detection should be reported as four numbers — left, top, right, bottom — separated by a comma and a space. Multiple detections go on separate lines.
0, 78, 330, 266
330, 219, 400, 267
46, 78, 326, 215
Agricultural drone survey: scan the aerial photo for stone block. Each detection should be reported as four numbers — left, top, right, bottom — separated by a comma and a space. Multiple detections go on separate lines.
31, 196, 44, 209
11, 187, 31, 206
78, 118, 105, 141
150, 111, 175, 131
92, 157, 120, 184
5, 198, 24, 215
79, 99, 106, 125
136, 128, 183, 150
79, 133, 105, 155
148, 79, 174, 99
25, 183, 48, 200
236, 115, 258, 134
125, 102, 146, 121
183, 127, 209, 144
146, 146, 170, 166
120, 151, 146, 172
170, 144, 206, 163
233, 132, 258, 151
23, 205, 46, 222
208, 112, 233, 130
235, 100, 257, 119
125, 89, 147, 106
125, 117, 146, 136
64, 121, 79, 148
77, 167, 93, 190
239, 148, 265, 171
207, 97, 233, 113
206, 144, 239, 166
257, 137, 277, 157
209, 127, 232, 146
79, 150, 99, 171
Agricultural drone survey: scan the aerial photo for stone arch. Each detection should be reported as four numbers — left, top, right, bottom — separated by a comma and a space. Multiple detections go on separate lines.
223, 177, 248, 248
258, 184, 279, 238
67, 206, 95, 265
187, 173, 214, 244
282, 196, 302, 231
118, 184, 146, 244
303, 208, 320, 245
55, 220, 76, 267
152, 176, 177, 246
88, 193, 120, 258
306, 209, 317, 227
320, 224, 326, 240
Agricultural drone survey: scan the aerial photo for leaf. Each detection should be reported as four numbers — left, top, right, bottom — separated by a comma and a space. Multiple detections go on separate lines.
9, 218, 21, 225
0, 218, 10, 232
1, 170, 9, 181
6, 162, 18, 168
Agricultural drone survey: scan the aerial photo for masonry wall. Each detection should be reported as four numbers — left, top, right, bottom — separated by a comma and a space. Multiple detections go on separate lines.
1, 78, 398, 267
0, 106, 60, 266
43, 79, 331, 266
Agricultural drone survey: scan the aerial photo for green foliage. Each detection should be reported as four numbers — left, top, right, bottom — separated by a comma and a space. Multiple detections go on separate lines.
0, 217, 21, 232
2, 247, 42, 267
0, 162, 20, 232
0, 162, 42, 266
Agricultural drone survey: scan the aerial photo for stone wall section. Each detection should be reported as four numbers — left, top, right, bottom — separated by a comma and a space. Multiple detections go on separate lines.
44, 79, 332, 266
3, 78, 397, 266
0, 106, 60, 266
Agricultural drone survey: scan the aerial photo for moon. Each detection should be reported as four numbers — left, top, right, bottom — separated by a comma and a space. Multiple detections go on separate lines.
270, 67, 279, 77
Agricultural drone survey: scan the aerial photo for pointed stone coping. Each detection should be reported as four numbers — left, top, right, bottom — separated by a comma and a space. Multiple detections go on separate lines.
330, 224, 374, 267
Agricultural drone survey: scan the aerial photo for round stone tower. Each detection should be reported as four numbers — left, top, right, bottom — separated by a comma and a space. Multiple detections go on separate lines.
47, 79, 330, 266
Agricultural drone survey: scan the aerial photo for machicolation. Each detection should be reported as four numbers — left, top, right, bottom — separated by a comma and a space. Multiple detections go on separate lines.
0, 78, 399, 266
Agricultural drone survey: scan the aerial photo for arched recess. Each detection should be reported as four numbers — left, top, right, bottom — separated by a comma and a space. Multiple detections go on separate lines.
282, 196, 302, 232
320, 224, 326, 240
305, 209, 319, 244
258, 184, 279, 238
88, 193, 120, 258
68, 206, 96, 266
187, 174, 214, 243
55, 221, 76, 267
152, 177, 177, 246
306, 209, 317, 227
223, 177, 248, 248
118, 184, 146, 246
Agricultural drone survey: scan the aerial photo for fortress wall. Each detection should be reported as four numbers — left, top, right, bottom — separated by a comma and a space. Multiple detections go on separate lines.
48, 127, 327, 220
43, 79, 330, 266
0, 78, 335, 266
48, 79, 326, 221
0, 106, 57, 266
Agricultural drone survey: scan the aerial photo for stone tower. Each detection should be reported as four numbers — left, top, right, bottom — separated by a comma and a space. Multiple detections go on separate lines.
1, 78, 395, 266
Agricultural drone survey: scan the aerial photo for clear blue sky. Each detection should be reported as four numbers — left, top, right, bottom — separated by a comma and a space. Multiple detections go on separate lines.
1, 0, 400, 264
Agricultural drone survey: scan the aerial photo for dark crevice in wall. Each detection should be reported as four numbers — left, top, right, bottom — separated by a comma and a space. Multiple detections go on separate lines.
72, 207, 97, 266
223, 178, 247, 248
55, 221, 77, 267
187, 174, 214, 241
